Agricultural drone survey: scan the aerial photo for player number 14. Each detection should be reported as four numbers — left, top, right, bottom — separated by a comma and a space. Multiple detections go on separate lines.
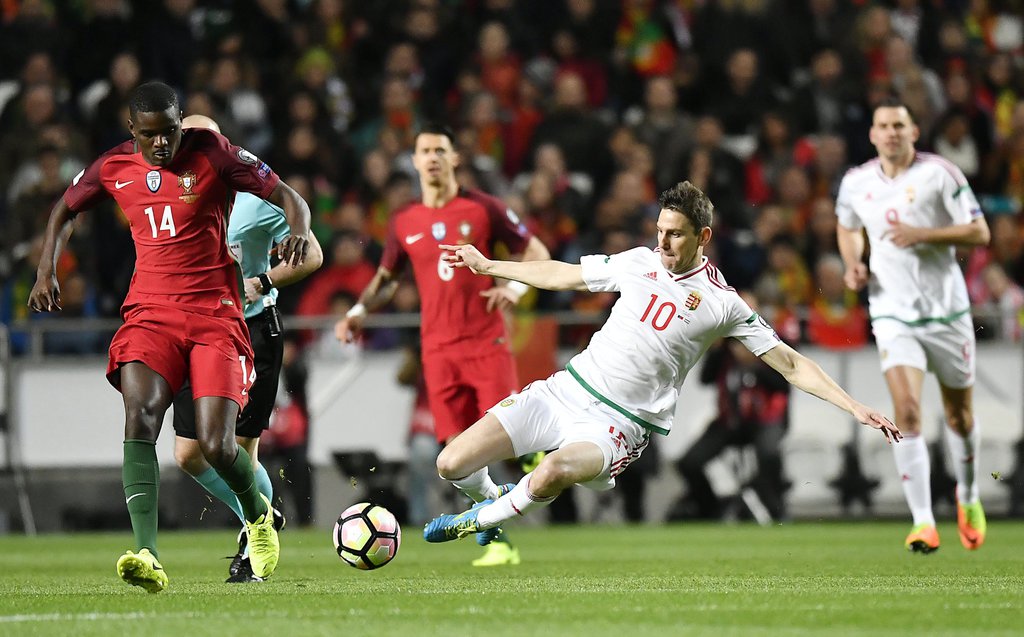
143, 205, 177, 238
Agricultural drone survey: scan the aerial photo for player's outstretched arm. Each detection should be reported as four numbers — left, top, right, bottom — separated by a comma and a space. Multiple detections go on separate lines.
759, 342, 902, 443
28, 199, 78, 312
267, 181, 312, 268
334, 266, 400, 343
440, 243, 588, 292
482, 236, 554, 312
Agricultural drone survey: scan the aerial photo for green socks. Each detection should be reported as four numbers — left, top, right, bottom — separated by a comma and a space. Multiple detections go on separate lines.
216, 446, 268, 523
194, 462, 274, 523
123, 439, 160, 556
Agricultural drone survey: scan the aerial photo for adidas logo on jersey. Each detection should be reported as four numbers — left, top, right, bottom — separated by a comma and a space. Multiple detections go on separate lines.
644, 272, 657, 280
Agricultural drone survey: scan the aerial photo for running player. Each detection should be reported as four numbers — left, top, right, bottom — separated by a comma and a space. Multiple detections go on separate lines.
836, 97, 990, 553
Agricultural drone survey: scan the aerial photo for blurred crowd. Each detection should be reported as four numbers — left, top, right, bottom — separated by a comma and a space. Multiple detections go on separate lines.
2, 0, 1024, 355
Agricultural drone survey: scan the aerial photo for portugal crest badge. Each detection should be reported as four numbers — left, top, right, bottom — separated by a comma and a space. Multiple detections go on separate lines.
178, 170, 198, 203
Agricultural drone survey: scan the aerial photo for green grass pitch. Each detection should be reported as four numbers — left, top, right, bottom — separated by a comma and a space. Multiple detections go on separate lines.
0, 521, 1021, 636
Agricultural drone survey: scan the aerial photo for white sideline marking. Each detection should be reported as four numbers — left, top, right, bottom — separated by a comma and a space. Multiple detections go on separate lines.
0, 611, 201, 624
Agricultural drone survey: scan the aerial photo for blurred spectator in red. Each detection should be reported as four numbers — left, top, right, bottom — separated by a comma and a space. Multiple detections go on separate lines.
295, 231, 376, 319
761, 235, 813, 310
512, 142, 591, 227
845, 4, 892, 84
775, 165, 815, 234
520, 171, 577, 260
808, 134, 848, 201
802, 196, 841, 268
979, 262, 1024, 341
744, 111, 815, 207
550, 27, 607, 108
501, 72, 547, 177
461, 91, 505, 177
476, 21, 520, 111
807, 253, 869, 349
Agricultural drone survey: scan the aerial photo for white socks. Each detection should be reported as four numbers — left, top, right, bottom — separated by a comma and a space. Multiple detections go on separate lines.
944, 419, 980, 504
450, 467, 501, 503
893, 434, 935, 526
476, 472, 555, 529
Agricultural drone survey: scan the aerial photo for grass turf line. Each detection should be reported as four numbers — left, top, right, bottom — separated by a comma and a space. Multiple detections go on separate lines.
0, 521, 1021, 637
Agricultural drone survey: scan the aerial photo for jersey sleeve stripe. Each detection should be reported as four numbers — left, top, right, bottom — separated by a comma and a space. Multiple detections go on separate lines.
918, 152, 967, 186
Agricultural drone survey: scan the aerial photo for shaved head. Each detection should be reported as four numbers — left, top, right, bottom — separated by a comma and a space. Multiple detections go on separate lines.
182, 114, 221, 133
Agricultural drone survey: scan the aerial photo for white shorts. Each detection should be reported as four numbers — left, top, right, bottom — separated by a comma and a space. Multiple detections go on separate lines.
871, 313, 976, 389
487, 370, 651, 491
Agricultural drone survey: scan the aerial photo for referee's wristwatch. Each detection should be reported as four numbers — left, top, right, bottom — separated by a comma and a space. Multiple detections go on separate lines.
257, 273, 275, 294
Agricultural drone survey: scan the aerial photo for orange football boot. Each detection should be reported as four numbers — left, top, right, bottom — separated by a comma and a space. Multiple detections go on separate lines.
905, 524, 940, 554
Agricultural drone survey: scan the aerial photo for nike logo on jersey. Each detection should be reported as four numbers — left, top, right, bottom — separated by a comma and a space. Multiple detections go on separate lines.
405, 233, 425, 244
126, 493, 147, 504
115, 180, 134, 189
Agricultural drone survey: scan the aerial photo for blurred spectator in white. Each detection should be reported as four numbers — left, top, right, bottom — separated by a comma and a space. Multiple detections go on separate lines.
294, 47, 355, 135
88, 52, 141, 153
207, 56, 273, 156
932, 109, 981, 182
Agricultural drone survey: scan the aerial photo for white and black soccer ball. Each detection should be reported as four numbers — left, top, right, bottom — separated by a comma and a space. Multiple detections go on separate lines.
333, 502, 401, 570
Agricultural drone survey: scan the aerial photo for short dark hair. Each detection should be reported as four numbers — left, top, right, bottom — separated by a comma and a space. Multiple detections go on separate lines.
873, 96, 916, 124
657, 181, 713, 233
416, 122, 456, 143
129, 81, 179, 118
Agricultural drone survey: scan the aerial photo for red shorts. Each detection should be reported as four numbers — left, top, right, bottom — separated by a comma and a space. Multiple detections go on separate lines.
107, 304, 255, 409
422, 346, 519, 443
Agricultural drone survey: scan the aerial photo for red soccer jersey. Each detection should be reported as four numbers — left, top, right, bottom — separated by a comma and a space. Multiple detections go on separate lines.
63, 128, 279, 317
381, 188, 532, 354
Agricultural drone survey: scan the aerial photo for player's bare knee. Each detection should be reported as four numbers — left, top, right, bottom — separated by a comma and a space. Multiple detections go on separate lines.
893, 402, 922, 432
123, 399, 164, 439
945, 409, 973, 436
530, 459, 574, 496
435, 447, 465, 480
197, 435, 234, 469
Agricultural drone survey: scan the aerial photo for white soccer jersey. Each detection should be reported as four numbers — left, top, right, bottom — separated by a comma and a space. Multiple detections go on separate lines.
566, 247, 781, 436
836, 152, 983, 324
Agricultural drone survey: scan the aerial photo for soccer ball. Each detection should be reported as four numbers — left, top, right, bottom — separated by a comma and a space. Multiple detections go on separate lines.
333, 502, 401, 570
